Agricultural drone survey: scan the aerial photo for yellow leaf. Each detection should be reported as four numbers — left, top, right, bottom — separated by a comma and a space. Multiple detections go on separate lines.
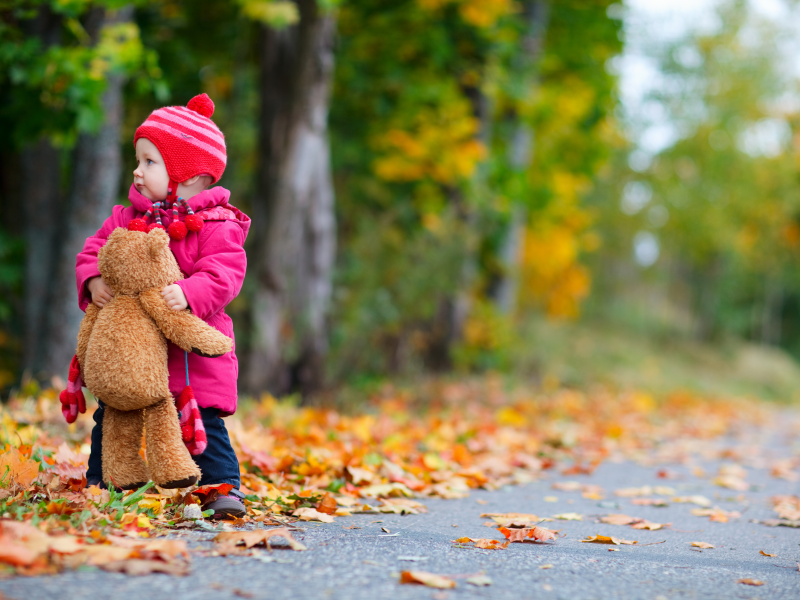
553, 513, 582, 521
581, 535, 637, 545
137, 498, 162, 514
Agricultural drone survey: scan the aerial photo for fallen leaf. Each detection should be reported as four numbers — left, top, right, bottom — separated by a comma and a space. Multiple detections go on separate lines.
100, 558, 189, 576
498, 526, 558, 543
213, 528, 306, 551
480, 512, 546, 527
614, 486, 652, 497
466, 574, 492, 586
631, 498, 669, 507
399, 571, 456, 589
712, 475, 749, 492
544, 496, 558, 502
599, 514, 636, 526
472, 538, 509, 550
539, 564, 553, 569
737, 579, 764, 586
0, 520, 49, 566
631, 520, 667, 531
551, 481, 581, 492
316, 492, 337, 515
293, 507, 335, 523
346, 466, 375, 485
581, 535, 637, 545
672, 495, 712, 507
691, 507, 740, 522
0, 448, 40, 489
691, 542, 714, 549
759, 550, 776, 557
553, 512, 582, 521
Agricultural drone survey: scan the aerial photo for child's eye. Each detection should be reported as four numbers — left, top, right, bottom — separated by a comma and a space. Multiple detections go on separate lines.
147, 159, 154, 165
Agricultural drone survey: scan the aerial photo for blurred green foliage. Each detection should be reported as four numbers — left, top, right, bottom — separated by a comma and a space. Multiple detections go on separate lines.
6, 0, 800, 398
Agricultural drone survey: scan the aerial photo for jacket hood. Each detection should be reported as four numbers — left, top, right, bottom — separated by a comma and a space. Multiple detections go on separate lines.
127, 183, 250, 241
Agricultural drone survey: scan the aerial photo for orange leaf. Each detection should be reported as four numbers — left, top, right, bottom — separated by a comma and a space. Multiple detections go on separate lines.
316, 492, 337, 515
399, 571, 456, 589
759, 550, 776, 557
0, 448, 39, 489
498, 526, 557, 543
473, 539, 509, 550
737, 579, 764, 586
452, 537, 508, 550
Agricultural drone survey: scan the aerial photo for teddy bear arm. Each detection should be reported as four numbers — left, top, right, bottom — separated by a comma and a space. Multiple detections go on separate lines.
76, 304, 100, 369
139, 288, 233, 357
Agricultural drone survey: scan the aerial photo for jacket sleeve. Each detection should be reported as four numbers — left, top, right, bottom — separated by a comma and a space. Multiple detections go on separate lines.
175, 220, 247, 321
75, 206, 127, 312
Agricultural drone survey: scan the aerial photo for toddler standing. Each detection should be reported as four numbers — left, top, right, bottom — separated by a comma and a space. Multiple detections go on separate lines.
76, 93, 250, 518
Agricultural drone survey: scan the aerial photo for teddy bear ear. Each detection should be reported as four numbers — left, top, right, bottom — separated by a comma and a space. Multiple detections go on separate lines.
147, 228, 169, 260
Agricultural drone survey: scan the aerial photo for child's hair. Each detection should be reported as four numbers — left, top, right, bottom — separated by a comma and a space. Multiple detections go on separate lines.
134, 93, 227, 197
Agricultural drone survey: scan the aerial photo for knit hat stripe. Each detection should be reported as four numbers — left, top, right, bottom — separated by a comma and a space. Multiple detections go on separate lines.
140, 121, 228, 164
147, 112, 226, 155
163, 106, 224, 139
134, 93, 227, 184
161, 108, 225, 149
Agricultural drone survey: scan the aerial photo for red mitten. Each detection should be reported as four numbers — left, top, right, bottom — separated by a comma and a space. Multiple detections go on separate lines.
59, 355, 86, 424
175, 386, 207, 455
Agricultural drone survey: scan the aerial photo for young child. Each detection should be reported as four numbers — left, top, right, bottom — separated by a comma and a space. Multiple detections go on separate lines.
76, 93, 250, 518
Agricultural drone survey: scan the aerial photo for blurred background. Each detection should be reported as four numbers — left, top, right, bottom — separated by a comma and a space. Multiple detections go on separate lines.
3, 0, 800, 404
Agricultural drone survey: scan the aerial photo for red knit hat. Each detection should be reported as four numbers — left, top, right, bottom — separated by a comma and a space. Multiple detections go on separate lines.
134, 93, 227, 191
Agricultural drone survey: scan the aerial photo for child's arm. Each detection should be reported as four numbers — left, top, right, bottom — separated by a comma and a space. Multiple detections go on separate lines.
76, 206, 127, 311
139, 288, 233, 357
174, 221, 247, 320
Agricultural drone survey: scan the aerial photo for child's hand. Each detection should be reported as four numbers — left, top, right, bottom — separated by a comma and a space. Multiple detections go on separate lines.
161, 284, 188, 311
87, 276, 113, 309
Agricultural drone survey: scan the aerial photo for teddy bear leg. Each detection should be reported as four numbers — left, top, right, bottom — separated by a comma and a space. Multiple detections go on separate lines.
145, 398, 201, 489
102, 406, 149, 490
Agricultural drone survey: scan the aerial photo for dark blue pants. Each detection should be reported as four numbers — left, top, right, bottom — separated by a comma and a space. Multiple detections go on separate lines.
86, 401, 241, 488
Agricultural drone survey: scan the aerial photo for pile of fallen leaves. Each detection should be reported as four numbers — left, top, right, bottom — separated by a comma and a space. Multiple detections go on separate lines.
0, 378, 780, 576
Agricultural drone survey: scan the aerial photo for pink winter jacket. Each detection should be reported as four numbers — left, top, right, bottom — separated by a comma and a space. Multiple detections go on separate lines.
75, 184, 250, 416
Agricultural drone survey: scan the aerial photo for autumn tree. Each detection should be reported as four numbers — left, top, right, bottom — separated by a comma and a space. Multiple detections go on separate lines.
0, 0, 160, 383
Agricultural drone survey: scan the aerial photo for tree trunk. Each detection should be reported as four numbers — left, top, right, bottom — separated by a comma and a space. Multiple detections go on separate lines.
19, 5, 64, 377
41, 6, 133, 377
245, 1, 337, 397
21, 139, 61, 375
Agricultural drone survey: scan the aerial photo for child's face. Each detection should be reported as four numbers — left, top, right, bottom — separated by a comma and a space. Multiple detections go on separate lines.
133, 138, 170, 201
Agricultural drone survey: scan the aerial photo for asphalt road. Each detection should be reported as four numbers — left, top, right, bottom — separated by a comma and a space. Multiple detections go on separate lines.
3, 427, 799, 600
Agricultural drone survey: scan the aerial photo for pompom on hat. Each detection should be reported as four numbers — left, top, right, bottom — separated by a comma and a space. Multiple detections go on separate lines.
134, 93, 227, 192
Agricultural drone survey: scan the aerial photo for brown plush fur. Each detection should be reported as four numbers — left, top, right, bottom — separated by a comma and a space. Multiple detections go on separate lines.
77, 228, 233, 489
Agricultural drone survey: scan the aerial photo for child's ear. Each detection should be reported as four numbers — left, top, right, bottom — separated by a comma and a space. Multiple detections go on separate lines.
147, 229, 169, 260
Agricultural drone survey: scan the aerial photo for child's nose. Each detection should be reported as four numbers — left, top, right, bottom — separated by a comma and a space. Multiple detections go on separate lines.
133, 166, 143, 178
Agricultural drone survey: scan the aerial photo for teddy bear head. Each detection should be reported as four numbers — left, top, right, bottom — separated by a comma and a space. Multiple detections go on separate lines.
98, 228, 183, 295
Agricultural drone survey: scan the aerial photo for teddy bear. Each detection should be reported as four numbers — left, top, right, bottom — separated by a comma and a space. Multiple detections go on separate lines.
74, 227, 233, 490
